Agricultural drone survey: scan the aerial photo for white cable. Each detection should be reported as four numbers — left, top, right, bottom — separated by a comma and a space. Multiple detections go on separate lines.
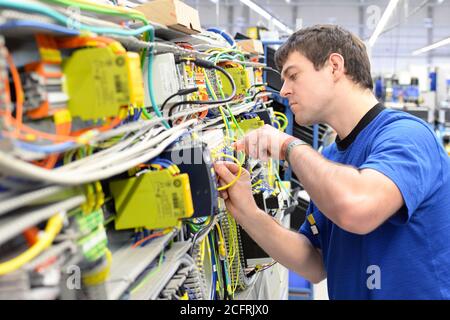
0, 9, 55, 24
0, 185, 69, 216
32, 99, 255, 173
10, 131, 176, 184
168, 100, 257, 122
0, 195, 85, 245
56, 122, 193, 174
0, 120, 196, 185
63, 125, 188, 179
91, 118, 164, 143
60, 124, 179, 172
59, 126, 165, 172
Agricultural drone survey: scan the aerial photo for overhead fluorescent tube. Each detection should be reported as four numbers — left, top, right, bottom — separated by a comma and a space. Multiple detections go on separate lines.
240, 0, 293, 34
368, 0, 400, 47
412, 36, 450, 55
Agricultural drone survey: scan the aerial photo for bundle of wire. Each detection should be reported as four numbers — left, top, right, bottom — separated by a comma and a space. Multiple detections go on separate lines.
0, 119, 196, 185
0, 0, 283, 302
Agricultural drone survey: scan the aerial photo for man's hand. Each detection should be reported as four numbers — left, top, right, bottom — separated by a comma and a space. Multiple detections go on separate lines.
234, 124, 296, 160
214, 161, 327, 285
214, 162, 259, 222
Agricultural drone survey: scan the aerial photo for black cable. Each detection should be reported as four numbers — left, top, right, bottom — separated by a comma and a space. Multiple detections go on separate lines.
189, 214, 215, 256
168, 60, 237, 121
246, 261, 278, 277
252, 89, 279, 101
159, 87, 199, 111
258, 261, 278, 272
247, 83, 279, 93
248, 83, 266, 91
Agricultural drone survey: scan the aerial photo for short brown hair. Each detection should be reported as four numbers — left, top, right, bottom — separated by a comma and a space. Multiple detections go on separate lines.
275, 24, 373, 90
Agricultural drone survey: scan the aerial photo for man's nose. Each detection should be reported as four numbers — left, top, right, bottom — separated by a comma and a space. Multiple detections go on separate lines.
280, 82, 291, 98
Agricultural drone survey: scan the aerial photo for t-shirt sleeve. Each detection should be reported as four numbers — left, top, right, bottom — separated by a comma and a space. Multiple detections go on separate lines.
359, 119, 443, 225
299, 203, 323, 248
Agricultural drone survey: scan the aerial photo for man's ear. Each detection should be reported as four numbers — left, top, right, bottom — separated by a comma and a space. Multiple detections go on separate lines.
329, 53, 345, 79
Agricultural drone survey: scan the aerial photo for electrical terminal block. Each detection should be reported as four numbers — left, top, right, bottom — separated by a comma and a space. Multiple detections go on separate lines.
109, 169, 194, 230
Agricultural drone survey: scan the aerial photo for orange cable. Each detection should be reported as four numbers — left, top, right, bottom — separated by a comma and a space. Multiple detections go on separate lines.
132, 231, 165, 249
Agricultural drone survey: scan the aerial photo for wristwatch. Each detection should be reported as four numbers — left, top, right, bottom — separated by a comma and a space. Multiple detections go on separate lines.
284, 139, 309, 166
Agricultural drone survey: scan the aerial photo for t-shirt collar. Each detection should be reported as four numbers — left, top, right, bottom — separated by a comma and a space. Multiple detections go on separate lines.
335, 103, 385, 151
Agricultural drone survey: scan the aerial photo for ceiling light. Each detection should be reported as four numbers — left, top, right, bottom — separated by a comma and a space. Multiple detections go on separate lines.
369, 0, 400, 47
240, 0, 293, 34
412, 36, 450, 55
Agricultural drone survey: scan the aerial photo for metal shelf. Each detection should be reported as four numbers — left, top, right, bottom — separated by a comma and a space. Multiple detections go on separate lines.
129, 241, 192, 300
105, 230, 178, 300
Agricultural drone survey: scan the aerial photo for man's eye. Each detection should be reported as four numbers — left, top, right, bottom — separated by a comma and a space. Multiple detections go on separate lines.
290, 73, 298, 81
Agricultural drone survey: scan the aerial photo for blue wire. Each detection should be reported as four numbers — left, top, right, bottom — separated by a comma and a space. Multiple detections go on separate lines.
133, 232, 140, 245
14, 140, 76, 154
209, 233, 217, 300
0, 20, 80, 36
123, 109, 142, 124
206, 28, 236, 48
150, 160, 169, 169
250, 103, 261, 112
153, 158, 174, 166
0, 1, 154, 37
152, 161, 170, 168
141, 229, 149, 247
257, 186, 274, 193
134, 109, 143, 121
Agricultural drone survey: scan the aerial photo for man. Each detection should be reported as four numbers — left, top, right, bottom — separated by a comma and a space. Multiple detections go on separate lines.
214, 25, 450, 299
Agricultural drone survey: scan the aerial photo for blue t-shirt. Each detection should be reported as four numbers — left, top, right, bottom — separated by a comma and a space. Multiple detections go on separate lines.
299, 105, 450, 299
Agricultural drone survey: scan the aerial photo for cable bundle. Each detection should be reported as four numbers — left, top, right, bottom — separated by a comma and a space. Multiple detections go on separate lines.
0, 0, 289, 301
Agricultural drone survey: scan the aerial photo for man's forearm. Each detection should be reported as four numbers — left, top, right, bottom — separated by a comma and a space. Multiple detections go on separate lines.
237, 207, 326, 283
289, 145, 366, 227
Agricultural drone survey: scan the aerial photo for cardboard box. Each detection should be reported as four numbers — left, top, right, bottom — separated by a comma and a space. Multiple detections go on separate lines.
136, 0, 202, 35
237, 39, 264, 55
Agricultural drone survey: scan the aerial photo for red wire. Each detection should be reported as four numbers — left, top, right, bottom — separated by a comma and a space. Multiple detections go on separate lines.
3, 49, 77, 142
132, 231, 165, 249
3, 46, 125, 143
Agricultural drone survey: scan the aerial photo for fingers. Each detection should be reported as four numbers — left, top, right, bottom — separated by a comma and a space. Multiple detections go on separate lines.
234, 131, 259, 158
218, 179, 229, 200
219, 161, 240, 174
219, 191, 229, 200
233, 128, 278, 160
223, 162, 251, 180
233, 140, 244, 152
248, 137, 259, 159
213, 162, 237, 184
220, 161, 251, 178
244, 131, 259, 158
